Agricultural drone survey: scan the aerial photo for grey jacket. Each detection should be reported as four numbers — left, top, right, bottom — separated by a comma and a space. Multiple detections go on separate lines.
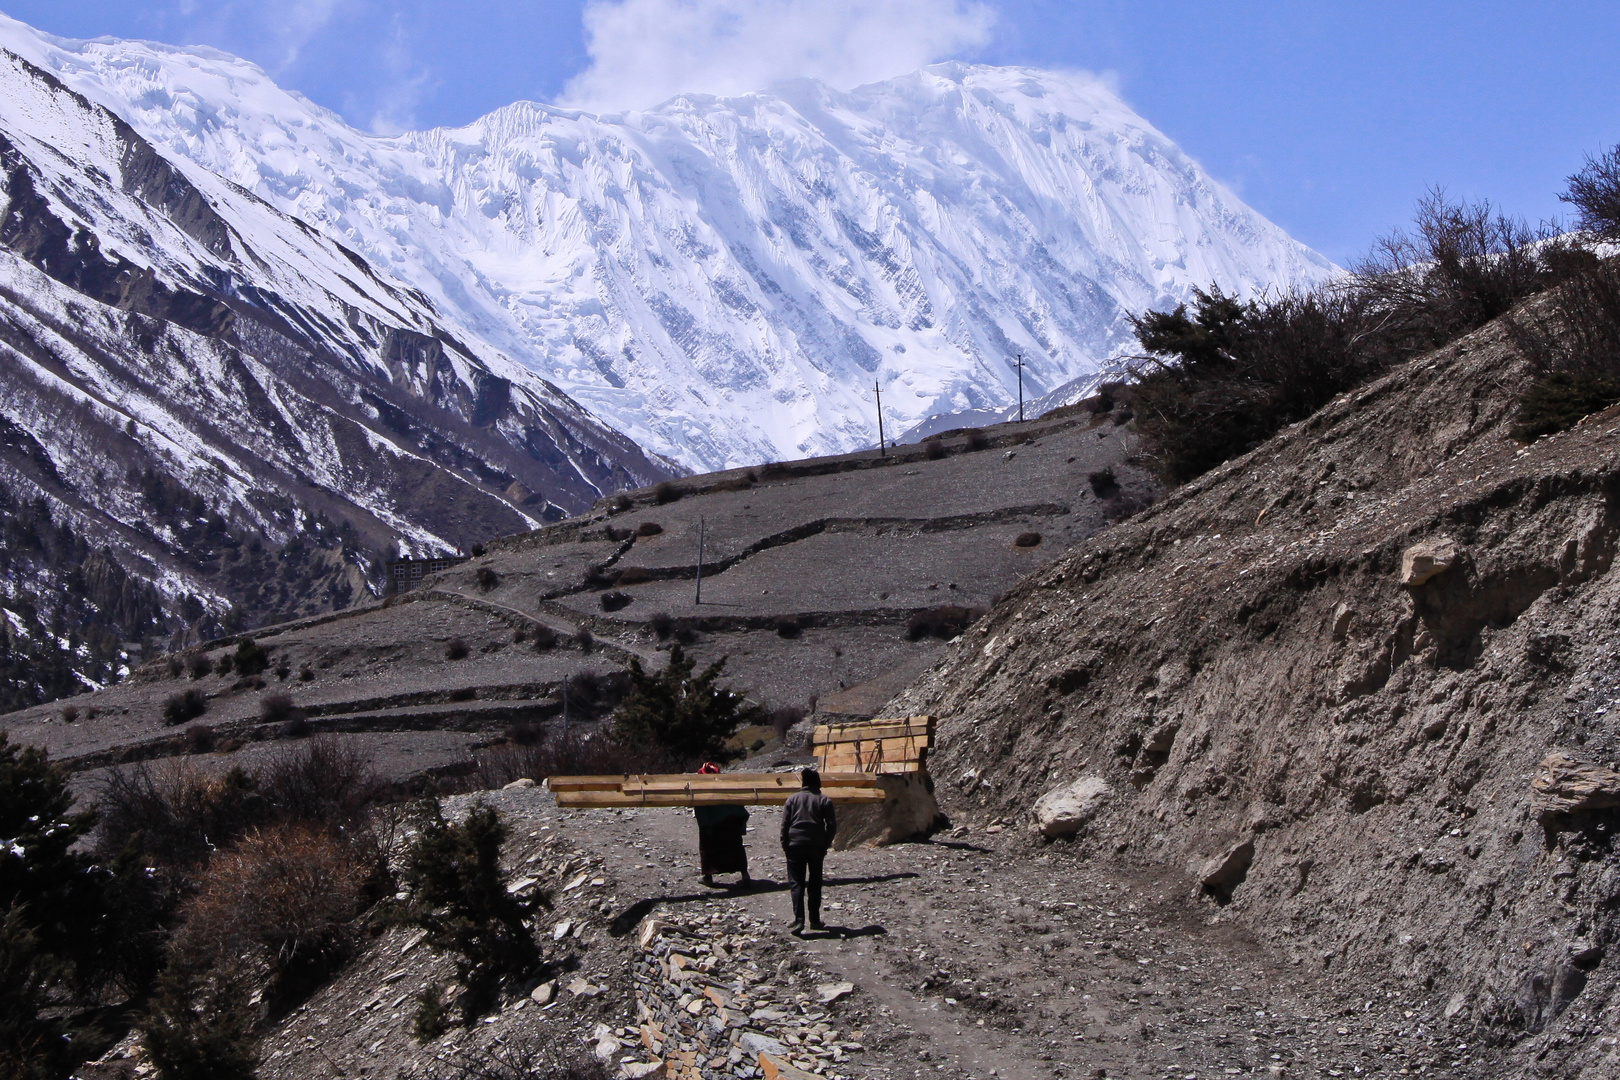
780, 788, 837, 851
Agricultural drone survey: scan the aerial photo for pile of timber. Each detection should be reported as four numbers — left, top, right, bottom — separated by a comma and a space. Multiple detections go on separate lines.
549, 772, 886, 808
813, 715, 933, 775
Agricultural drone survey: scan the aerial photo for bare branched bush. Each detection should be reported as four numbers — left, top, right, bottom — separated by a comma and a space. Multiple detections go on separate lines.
475, 567, 499, 592
171, 822, 367, 998
1507, 258, 1620, 439
1563, 144, 1620, 239
445, 638, 470, 661
1126, 192, 1578, 482
653, 481, 681, 505
963, 428, 989, 451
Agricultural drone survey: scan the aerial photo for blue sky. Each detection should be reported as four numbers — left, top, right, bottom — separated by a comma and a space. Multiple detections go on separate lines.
6, 1, 1617, 265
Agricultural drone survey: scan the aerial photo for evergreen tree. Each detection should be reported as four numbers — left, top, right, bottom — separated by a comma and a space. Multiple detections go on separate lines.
611, 644, 764, 763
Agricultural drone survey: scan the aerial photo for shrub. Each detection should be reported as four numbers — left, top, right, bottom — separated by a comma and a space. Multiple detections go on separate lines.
164, 689, 209, 726
905, 605, 982, 642
413, 985, 451, 1043
504, 722, 542, 746
232, 638, 269, 677
172, 822, 367, 1001
139, 963, 260, 1080
60, 704, 79, 724
647, 611, 674, 640
184, 724, 215, 754
167, 655, 185, 678
759, 462, 792, 479
475, 567, 499, 592
98, 741, 382, 871
603, 525, 631, 542
273, 659, 291, 681
1014, 532, 1042, 548
187, 652, 213, 680
1562, 144, 1620, 239
582, 564, 616, 589
1128, 191, 1571, 482
608, 494, 632, 513
774, 616, 803, 639
1508, 259, 1620, 438
449, 687, 478, 702
261, 692, 304, 727
470, 544, 487, 557
575, 628, 594, 653
923, 437, 947, 460
614, 566, 652, 586
298, 664, 314, 682
214, 652, 234, 677
445, 638, 470, 661
963, 428, 989, 451
1087, 467, 1120, 498
400, 802, 548, 1024
652, 481, 681, 505
600, 591, 631, 612
635, 522, 664, 537
469, 729, 678, 790
531, 625, 558, 651
611, 644, 764, 763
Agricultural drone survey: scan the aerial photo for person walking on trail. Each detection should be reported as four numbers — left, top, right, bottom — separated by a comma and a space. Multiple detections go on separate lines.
693, 762, 751, 889
780, 768, 836, 934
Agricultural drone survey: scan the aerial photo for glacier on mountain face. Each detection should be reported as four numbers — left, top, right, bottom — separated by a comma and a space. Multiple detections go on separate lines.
0, 16, 1334, 473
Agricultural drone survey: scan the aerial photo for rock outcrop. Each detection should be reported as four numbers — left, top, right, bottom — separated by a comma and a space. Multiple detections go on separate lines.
1031, 775, 1112, 839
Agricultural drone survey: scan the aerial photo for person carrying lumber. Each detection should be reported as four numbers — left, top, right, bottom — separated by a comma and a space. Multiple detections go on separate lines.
694, 762, 752, 888
780, 768, 837, 934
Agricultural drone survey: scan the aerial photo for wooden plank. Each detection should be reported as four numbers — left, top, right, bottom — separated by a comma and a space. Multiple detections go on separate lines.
554, 788, 886, 808
813, 718, 932, 743
816, 737, 929, 762
549, 772, 874, 791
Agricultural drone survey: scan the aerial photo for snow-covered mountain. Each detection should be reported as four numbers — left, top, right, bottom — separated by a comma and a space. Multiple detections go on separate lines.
0, 16, 1333, 471
0, 41, 672, 688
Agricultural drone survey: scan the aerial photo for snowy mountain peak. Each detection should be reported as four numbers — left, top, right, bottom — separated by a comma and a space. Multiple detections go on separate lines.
0, 13, 1333, 471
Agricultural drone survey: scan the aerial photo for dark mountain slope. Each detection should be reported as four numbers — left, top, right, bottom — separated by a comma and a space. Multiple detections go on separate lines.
0, 49, 673, 704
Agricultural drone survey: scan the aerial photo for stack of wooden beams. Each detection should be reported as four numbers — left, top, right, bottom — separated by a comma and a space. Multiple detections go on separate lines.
549, 772, 886, 808
813, 716, 933, 775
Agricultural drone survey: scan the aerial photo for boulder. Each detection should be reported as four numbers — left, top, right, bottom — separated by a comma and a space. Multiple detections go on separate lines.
1032, 776, 1112, 839
1400, 540, 1460, 586
1198, 840, 1255, 902
1530, 753, 1620, 820
833, 772, 945, 848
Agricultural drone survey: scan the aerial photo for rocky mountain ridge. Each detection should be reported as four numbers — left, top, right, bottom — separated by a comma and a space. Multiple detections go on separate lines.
0, 46, 671, 702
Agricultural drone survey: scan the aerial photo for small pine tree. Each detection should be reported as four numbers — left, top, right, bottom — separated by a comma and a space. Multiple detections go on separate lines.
611, 644, 764, 762
399, 801, 547, 1024
140, 963, 260, 1080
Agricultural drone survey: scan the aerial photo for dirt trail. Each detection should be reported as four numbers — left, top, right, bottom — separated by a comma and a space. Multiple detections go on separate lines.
561, 797, 1491, 1080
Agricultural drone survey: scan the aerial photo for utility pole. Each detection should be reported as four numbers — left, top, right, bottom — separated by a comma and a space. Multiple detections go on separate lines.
875, 380, 886, 458
1016, 353, 1025, 423
695, 517, 705, 605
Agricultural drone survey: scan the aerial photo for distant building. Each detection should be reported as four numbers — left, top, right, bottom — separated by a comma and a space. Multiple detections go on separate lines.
385, 555, 469, 594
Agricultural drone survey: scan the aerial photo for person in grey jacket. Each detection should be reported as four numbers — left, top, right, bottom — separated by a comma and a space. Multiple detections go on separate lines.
779, 768, 836, 934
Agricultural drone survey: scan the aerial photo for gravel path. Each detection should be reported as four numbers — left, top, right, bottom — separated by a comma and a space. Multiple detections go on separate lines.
558, 800, 1495, 1080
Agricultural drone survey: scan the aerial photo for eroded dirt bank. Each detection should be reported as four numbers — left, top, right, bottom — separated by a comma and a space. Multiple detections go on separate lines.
891, 310, 1620, 1077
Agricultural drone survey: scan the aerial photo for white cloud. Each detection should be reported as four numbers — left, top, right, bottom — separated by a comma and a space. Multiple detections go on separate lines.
366, 13, 433, 135
563, 0, 996, 112
175, 0, 345, 72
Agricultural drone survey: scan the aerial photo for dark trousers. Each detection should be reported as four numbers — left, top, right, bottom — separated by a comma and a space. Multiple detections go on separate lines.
784, 845, 826, 926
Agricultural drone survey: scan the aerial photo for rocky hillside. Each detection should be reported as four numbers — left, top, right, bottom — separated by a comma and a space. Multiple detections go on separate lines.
0, 48, 672, 703
892, 290, 1620, 1076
